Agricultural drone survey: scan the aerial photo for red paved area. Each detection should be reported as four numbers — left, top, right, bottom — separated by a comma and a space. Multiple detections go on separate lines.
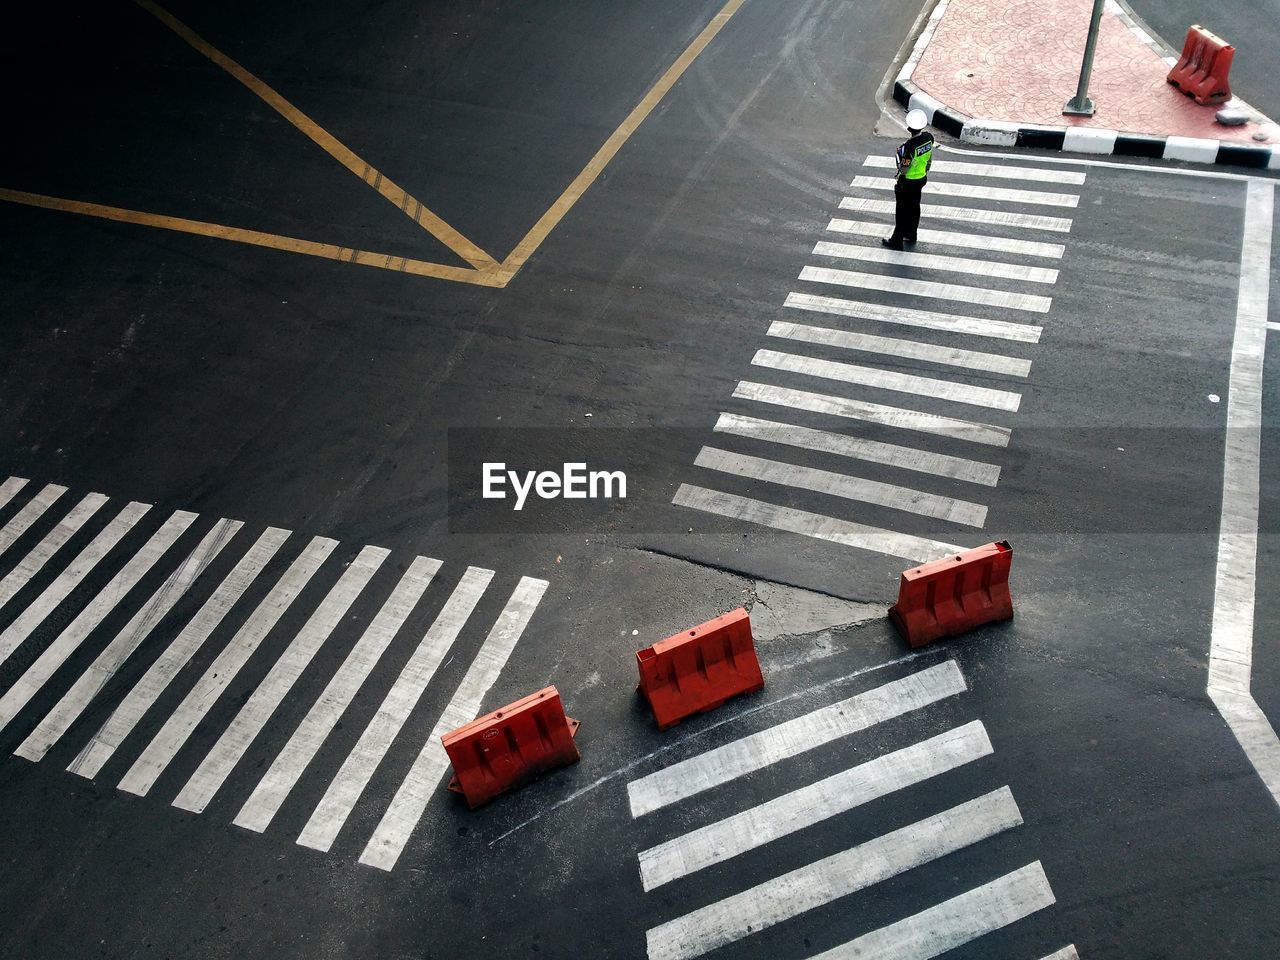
911, 0, 1278, 144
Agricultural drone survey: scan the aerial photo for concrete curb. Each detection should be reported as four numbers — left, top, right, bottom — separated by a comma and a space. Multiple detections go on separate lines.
891, 0, 1280, 170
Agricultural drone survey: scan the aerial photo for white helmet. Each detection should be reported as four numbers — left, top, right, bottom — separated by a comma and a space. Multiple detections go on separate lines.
905, 108, 929, 131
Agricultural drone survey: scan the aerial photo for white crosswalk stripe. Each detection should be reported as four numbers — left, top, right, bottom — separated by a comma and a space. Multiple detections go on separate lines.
694, 446, 988, 526
630, 658, 1073, 959
628, 660, 967, 816
827, 219, 1066, 259
799, 265, 1053, 313
173, 544, 390, 813
69, 526, 292, 780
0, 492, 109, 613
862, 154, 1087, 184
1038, 947, 1081, 960
678, 153, 1085, 560
118, 535, 340, 797
812, 239, 1060, 284
713, 413, 1001, 486
0, 509, 194, 734
753, 348, 1023, 411
360, 575, 550, 871
0, 477, 551, 871
0, 500, 152, 668
784, 291, 1043, 343
297, 565, 494, 852
0, 483, 66, 560
638, 721, 993, 890
767, 320, 1032, 376
734, 380, 1012, 446
806, 862, 1057, 960
234, 555, 441, 834
16, 518, 244, 762
849, 175, 1080, 208
0, 477, 28, 511
646, 788, 1024, 960
839, 196, 1073, 232
673, 484, 965, 561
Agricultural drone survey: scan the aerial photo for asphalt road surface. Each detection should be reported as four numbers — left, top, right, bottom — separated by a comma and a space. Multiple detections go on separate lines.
1, 1, 1278, 959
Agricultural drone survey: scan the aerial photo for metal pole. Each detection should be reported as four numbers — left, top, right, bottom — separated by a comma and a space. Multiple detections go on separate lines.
1063, 0, 1107, 116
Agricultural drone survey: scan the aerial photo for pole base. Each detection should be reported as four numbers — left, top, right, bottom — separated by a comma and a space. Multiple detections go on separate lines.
1063, 96, 1096, 116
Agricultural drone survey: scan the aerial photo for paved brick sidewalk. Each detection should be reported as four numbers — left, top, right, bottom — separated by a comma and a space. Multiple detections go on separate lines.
894, 0, 1279, 165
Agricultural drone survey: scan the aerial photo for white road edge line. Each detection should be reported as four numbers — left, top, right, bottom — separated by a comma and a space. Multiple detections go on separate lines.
804, 861, 1056, 960
628, 659, 966, 817
643, 787, 1023, 960
1206, 178, 1280, 809
638, 721, 993, 890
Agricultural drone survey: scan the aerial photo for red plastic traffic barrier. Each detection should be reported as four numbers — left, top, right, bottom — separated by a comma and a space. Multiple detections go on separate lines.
889, 541, 1013, 648
1167, 25, 1234, 106
443, 686, 580, 809
636, 608, 764, 730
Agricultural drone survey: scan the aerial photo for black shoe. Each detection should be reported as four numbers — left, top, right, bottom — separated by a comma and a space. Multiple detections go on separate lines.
881, 238, 904, 250
903, 238, 917, 246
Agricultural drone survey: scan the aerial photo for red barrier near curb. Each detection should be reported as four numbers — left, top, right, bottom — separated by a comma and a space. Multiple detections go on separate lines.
1167, 26, 1234, 106
636, 608, 764, 730
443, 686, 580, 809
889, 541, 1013, 648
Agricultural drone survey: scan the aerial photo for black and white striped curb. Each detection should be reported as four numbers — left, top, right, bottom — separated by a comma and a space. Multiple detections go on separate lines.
892, 0, 1279, 170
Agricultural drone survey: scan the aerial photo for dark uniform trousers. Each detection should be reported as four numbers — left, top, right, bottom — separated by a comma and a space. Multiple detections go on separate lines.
891, 176, 927, 243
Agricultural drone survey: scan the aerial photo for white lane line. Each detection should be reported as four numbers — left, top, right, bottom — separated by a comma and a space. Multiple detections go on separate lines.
863, 154, 1087, 184
0, 477, 28, 511
754, 349, 1023, 412
840, 197, 1073, 232
359, 576, 549, 871
1037, 948, 1081, 960
0, 509, 193, 734
827, 218, 1066, 259
15, 518, 244, 762
785, 292, 1042, 344
673, 484, 966, 561
297, 566, 494, 853
806, 861, 1056, 960
695, 446, 987, 527
628, 659, 966, 817
69, 527, 291, 780
0, 493, 109, 615
800, 265, 1052, 314
0, 483, 67, 560
0, 500, 151, 669
639, 721, 992, 890
173, 544, 389, 813
117, 535, 337, 797
850, 176, 1079, 208
812, 240, 1060, 285
1207, 178, 1280, 808
768, 321, 1031, 377
235, 555, 441, 834
735, 381, 1011, 447
714, 413, 1000, 486
644, 787, 1023, 960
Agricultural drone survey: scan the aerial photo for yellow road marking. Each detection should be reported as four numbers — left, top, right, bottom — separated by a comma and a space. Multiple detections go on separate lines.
0, 188, 504, 286
1, 0, 748, 286
495, 0, 747, 280
133, 0, 498, 272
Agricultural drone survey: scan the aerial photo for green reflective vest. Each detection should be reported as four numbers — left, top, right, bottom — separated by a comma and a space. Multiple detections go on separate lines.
902, 136, 934, 180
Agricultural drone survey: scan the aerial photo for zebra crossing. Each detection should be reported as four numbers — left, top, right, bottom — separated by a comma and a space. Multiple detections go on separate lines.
626, 659, 1078, 960
673, 153, 1085, 562
0, 477, 549, 872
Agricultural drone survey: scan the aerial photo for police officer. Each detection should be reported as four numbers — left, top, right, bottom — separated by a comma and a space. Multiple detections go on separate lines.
882, 109, 934, 250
